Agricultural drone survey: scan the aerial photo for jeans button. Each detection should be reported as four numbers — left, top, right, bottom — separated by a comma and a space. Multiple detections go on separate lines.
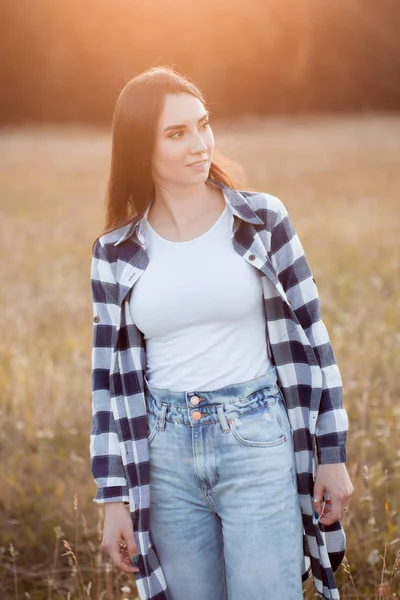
192, 411, 202, 421
190, 396, 200, 405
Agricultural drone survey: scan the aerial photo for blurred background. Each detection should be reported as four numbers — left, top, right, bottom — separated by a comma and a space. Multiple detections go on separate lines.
1, 0, 400, 123
0, 1, 399, 599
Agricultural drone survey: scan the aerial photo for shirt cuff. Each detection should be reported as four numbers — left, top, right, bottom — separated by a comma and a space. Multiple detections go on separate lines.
317, 445, 347, 464
93, 485, 130, 505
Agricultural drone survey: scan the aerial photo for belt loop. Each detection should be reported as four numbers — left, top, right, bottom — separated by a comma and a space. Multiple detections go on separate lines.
158, 404, 167, 430
217, 405, 230, 433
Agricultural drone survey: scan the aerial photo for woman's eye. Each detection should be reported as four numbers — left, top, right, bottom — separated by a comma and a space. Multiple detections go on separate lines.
169, 122, 209, 138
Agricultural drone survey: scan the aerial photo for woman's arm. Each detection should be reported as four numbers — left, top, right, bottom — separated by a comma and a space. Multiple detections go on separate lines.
90, 239, 140, 573
90, 238, 129, 504
268, 196, 348, 464
268, 196, 353, 523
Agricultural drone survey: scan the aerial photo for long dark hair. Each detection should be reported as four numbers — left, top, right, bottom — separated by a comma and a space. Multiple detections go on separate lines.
102, 66, 245, 235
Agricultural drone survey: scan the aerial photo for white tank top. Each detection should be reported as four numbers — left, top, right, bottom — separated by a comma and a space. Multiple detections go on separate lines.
129, 203, 273, 391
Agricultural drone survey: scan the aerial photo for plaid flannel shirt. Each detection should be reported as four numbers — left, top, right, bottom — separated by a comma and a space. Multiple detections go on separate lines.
90, 180, 348, 599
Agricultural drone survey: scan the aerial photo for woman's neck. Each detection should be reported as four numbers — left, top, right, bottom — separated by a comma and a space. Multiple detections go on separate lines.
148, 181, 225, 242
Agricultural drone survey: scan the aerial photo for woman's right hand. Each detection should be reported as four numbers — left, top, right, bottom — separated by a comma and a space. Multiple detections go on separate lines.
101, 502, 140, 574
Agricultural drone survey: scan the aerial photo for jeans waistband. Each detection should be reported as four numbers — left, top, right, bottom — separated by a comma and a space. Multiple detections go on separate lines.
144, 366, 279, 408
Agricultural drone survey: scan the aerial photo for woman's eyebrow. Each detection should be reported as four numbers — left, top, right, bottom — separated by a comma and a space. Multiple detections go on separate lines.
163, 113, 209, 132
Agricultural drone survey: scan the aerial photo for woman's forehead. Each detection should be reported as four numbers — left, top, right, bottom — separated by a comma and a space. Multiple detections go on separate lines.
158, 93, 206, 129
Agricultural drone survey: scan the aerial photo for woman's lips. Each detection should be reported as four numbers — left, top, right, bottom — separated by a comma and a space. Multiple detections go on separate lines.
187, 159, 207, 170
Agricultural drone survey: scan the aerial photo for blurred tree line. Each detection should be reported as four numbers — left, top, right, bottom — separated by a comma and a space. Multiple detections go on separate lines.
0, 0, 399, 124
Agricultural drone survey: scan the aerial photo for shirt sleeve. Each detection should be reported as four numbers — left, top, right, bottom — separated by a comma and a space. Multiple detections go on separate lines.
90, 238, 130, 503
269, 196, 349, 464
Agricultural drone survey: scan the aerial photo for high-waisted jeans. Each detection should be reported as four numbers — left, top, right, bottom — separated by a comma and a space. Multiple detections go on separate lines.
144, 366, 304, 600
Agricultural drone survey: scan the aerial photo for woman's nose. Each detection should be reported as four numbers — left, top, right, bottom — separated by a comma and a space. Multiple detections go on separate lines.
189, 131, 207, 154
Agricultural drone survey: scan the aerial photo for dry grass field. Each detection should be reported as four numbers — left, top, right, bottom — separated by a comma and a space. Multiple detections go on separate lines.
0, 114, 399, 599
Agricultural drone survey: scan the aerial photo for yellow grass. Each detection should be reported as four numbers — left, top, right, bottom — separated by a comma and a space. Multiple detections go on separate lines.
0, 115, 399, 599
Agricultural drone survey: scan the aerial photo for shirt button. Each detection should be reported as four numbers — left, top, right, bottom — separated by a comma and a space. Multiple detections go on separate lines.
190, 396, 200, 405
192, 411, 202, 421
93, 315, 100, 323
248, 254, 255, 261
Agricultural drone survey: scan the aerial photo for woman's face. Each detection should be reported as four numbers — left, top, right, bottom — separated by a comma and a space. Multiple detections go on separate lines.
151, 92, 215, 190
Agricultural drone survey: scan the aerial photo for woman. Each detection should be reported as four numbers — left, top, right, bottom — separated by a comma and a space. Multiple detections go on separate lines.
90, 66, 353, 600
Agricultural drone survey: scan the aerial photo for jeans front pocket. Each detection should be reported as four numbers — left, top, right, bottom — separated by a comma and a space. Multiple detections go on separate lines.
228, 389, 287, 448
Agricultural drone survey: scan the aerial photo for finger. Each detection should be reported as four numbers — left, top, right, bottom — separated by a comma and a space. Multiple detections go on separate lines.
119, 544, 140, 571
121, 551, 140, 571
108, 544, 138, 575
123, 529, 138, 561
318, 497, 341, 525
118, 543, 135, 566
122, 528, 139, 572
319, 498, 332, 519
312, 481, 325, 518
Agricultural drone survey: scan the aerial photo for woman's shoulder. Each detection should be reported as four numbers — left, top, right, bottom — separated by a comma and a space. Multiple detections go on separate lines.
214, 178, 287, 218
241, 188, 286, 210
101, 222, 133, 246
92, 221, 135, 259
232, 187, 289, 227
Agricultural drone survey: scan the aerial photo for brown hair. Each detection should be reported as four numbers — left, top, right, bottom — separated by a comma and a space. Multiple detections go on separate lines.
102, 66, 245, 235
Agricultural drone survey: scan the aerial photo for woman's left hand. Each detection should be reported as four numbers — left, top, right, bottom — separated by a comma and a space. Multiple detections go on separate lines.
312, 463, 354, 525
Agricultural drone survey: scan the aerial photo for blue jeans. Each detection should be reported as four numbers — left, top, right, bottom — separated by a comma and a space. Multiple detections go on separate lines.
145, 366, 304, 600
